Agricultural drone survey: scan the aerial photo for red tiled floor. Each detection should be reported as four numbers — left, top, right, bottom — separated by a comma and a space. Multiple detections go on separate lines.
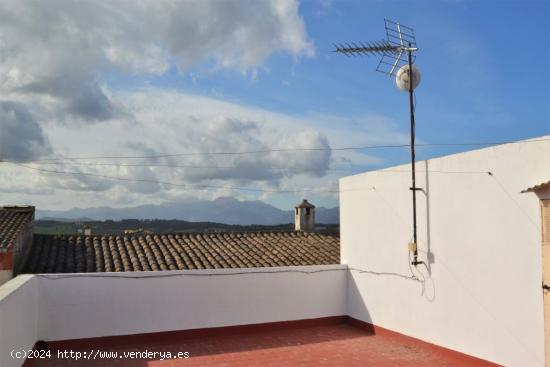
24, 318, 500, 367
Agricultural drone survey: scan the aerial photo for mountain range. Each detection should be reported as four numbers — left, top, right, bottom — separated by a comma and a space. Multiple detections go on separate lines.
37, 197, 339, 225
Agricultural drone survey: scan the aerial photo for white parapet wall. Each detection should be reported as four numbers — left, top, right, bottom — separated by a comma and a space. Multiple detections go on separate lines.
0, 275, 39, 367
0, 270, 13, 286
0, 265, 347, 367
340, 136, 550, 367
36, 265, 347, 341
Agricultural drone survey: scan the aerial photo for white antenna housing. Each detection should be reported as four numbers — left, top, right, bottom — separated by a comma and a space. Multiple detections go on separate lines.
395, 64, 421, 91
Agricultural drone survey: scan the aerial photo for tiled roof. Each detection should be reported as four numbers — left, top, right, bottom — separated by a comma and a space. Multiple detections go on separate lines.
22, 232, 339, 273
521, 180, 550, 193
0, 206, 34, 250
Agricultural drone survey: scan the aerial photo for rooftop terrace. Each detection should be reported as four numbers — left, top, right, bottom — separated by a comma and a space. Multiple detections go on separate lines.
23, 317, 497, 367
1, 265, 499, 367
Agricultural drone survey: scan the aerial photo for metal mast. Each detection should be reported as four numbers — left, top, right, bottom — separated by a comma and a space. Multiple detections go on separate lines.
334, 19, 422, 266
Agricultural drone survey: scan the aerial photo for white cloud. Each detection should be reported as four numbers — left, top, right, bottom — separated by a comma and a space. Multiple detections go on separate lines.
42, 88, 334, 185
0, 0, 410, 210
0, 87, 406, 209
0, 0, 313, 123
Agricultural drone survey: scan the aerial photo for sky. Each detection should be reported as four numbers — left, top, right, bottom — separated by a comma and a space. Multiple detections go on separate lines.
0, 0, 548, 212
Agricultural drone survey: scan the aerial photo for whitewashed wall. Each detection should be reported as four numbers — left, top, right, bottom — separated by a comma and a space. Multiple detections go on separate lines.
37, 265, 347, 341
0, 270, 13, 286
0, 275, 39, 367
0, 265, 346, 367
340, 137, 550, 367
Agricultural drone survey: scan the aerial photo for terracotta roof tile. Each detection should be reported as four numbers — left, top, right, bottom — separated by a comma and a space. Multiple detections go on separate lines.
22, 232, 340, 274
0, 206, 34, 250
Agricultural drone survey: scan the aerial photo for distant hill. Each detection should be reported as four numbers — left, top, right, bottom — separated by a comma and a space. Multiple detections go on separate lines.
37, 197, 339, 225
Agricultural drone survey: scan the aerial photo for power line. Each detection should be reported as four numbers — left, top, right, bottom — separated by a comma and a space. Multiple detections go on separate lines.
352, 168, 491, 175
8, 161, 492, 174
488, 173, 541, 232
0, 156, 505, 175
8, 144, 411, 162
25, 162, 237, 169
14, 160, 345, 171
1, 154, 541, 196
8, 138, 549, 163
3, 162, 501, 197
9, 163, 341, 194
9, 160, 380, 173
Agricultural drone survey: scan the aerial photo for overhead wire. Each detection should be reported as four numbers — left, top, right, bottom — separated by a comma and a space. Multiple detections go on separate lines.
2, 162, 513, 196
487, 172, 541, 232
7, 138, 549, 163
28, 162, 237, 169
1, 138, 546, 195
14, 160, 360, 172
7, 162, 498, 195
16, 143, 411, 161
5, 160, 494, 174
9, 162, 341, 194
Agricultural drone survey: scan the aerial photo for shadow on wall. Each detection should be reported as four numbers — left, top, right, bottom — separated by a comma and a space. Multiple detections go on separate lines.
423, 160, 435, 274
418, 160, 436, 302
347, 270, 374, 325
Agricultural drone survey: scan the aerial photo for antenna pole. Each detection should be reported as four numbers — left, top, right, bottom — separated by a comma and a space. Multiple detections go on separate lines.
407, 43, 419, 266
333, 19, 422, 265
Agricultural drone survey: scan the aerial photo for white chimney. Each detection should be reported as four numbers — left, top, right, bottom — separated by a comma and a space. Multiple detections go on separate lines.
83, 224, 92, 236
295, 199, 315, 232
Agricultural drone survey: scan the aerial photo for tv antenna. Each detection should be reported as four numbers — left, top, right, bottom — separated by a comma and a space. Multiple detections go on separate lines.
334, 19, 423, 266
